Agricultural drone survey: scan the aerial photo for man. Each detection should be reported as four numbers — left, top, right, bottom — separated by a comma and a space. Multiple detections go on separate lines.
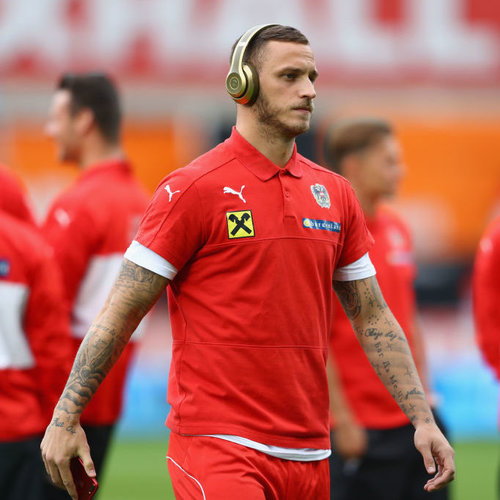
473, 212, 500, 497
323, 117, 449, 499
0, 209, 71, 500
0, 163, 36, 225
41, 73, 150, 497
41, 25, 454, 500
473, 214, 500, 393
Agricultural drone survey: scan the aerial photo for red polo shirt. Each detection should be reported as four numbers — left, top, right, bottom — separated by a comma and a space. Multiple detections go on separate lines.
42, 159, 149, 425
0, 212, 71, 440
330, 206, 416, 429
133, 128, 373, 449
473, 215, 500, 379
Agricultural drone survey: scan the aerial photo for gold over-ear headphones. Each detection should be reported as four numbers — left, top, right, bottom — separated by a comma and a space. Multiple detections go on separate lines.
226, 24, 277, 106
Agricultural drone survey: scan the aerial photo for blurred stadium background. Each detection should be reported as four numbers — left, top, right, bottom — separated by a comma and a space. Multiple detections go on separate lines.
1, 0, 499, 498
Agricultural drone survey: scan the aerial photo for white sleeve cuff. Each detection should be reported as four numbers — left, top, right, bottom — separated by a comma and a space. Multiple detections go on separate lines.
333, 253, 376, 281
124, 240, 178, 280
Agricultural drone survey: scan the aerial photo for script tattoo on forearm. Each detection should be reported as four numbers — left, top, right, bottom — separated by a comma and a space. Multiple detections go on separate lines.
333, 276, 434, 426
53, 260, 167, 427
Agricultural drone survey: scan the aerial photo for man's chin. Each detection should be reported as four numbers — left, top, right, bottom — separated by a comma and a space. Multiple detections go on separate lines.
288, 121, 310, 137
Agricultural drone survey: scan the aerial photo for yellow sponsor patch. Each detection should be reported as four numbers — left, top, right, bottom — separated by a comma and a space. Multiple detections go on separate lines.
226, 210, 255, 239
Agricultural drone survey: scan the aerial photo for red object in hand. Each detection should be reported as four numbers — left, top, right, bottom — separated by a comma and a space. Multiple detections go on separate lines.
70, 457, 98, 500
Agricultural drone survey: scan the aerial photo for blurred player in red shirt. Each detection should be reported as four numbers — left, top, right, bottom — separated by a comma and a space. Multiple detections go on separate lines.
0, 209, 71, 500
473, 215, 500, 494
41, 73, 149, 498
41, 26, 454, 500
473, 216, 500, 377
0, 163, 37, 225
324, 117, 449, 500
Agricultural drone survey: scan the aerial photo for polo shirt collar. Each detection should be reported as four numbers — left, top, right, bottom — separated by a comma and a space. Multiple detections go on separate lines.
227, 127, 303, 181
79, 157, 131, 181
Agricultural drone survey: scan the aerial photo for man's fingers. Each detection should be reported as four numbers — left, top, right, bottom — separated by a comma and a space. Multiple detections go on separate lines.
59, 458, 79, 500
81, 452, 97, 478
426, 452, 456, 491
45, 459, 65, 490
417, 441, 436, 474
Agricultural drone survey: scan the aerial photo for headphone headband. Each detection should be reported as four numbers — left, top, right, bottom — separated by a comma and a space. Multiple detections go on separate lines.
226, 23, 277, 105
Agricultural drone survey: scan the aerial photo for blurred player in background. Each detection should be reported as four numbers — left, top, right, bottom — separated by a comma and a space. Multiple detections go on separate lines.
474, 214, 500, 376
472, 211, 500, 495
41, 25, 454, 500
42, 73, 150, 498
324, 117, 449, 500
0, 163, 37, 225
0, 209, 71, 500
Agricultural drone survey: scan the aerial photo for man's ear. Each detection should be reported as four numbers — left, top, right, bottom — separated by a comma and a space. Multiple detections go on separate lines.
74, 108, 94, 136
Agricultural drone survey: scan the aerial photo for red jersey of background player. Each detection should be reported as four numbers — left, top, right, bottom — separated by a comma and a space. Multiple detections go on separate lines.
0, 163, 36, 225
42, 158, 149, 425
330, 205, 417, 429
0, 211, 71, 440
473, 214, 500, 380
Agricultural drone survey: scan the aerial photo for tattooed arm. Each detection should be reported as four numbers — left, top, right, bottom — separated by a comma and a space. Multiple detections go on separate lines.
41, 259, 168, 499
333, 275, 455, 492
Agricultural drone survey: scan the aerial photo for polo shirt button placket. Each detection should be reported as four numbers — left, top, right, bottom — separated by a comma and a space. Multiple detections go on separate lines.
280, 172, 295, 220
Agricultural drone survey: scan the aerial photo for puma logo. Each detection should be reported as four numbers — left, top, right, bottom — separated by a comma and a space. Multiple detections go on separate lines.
223, 185, 246, 204
165, 184, 181, 202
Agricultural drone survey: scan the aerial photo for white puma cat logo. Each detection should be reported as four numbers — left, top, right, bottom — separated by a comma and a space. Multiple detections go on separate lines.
223, 185, 246, 203
165, 184, 180, 202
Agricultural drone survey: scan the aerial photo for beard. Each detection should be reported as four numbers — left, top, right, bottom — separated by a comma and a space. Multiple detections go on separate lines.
254, 92, 311, 139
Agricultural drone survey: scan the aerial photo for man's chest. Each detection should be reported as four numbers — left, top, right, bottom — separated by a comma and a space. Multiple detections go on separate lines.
199, 172, 345, 245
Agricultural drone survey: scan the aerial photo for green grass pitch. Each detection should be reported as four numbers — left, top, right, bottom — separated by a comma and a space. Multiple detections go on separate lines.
97, 438, 499, 500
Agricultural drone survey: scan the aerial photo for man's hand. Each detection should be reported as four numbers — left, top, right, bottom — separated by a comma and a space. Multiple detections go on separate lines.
332, 419, 368, 459
41, 413, 96, 500
414, 422, 455, 492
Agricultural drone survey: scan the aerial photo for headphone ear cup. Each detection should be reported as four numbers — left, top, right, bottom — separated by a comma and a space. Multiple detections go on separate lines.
226, 70, 246, 99
238, 63, 259, 106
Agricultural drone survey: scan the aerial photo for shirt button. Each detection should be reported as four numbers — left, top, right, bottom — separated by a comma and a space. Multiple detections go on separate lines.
285, 191, 290, 198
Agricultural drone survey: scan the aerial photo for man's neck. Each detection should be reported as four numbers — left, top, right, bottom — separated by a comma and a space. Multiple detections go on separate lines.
235, 120, 295, 168
354, 190, 379, 219
78, 143, 123, 170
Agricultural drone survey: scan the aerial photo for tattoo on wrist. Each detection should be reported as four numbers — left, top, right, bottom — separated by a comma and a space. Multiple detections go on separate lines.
51, 417, 65, 428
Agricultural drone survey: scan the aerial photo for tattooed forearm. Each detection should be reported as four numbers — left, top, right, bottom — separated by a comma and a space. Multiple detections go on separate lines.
53, 260, 168, 424
333, 281, 362, 320
335, 276, 434, 427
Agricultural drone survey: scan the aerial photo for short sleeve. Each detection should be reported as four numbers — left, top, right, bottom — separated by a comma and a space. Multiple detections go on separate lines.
337, 182, 374, 268
134, 170, 205, 271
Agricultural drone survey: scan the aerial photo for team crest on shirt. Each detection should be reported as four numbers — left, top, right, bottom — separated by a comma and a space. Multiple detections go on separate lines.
0, 259, 10, 278
310, 184, 331, 209
226, 210, 255, 239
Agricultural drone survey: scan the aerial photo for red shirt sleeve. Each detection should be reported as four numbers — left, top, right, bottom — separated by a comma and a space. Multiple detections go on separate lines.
135, 170, 205, 270
25, 244, 73, 422
473, 216, 500, 378
337, 181, 374, 268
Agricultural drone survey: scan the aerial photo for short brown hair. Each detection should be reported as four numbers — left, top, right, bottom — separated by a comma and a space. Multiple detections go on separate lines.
230, 25, 309, 71
324, 118, 393, 173
58, 72, 121, 143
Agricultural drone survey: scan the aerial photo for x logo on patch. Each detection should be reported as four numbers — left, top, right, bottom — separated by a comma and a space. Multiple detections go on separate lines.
226, 210, 255, 239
